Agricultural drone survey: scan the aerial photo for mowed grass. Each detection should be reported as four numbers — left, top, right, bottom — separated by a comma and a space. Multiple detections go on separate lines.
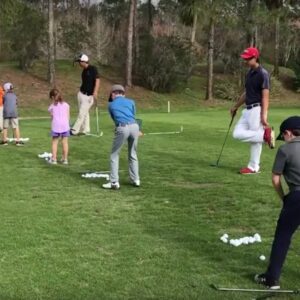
1, 107, 300, 300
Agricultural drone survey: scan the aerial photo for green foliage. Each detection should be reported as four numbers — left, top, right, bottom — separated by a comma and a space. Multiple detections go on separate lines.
214, 79, 240, 101
136, 34, 197, 92
0, 1, 45, 70
59, 21, 91, 55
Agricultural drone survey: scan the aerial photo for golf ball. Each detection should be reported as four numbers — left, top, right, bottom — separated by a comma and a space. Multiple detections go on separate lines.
259, 255, 266, 261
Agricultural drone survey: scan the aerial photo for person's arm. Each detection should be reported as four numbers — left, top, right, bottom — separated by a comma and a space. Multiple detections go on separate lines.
108, 104, 114, 120
230, 92, 246, 116
272, 173, 285, 201
261, 89, 269, 127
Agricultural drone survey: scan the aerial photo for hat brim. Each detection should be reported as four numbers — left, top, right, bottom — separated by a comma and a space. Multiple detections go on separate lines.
241, 54, 253, 59
276, 133, 284, 141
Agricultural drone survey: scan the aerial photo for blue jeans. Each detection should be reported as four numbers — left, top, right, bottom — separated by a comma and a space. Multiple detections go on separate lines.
266, 191, 300, 281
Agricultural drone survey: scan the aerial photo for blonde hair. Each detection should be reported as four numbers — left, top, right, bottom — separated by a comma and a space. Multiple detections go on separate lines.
49, 89, 63, 104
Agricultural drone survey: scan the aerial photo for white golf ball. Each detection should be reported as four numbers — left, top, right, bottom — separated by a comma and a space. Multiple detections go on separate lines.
259, 255, 266, 261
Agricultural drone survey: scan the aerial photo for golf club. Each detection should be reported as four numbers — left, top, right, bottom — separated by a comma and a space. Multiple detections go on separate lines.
144, 126, 184, 136
96, 105, 100, 136
211, 284, 300, 294
210, 111, 236, 167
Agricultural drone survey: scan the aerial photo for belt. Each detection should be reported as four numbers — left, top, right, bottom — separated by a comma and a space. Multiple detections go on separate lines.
246, 103, 261, 110
117, 122, 136, 127
80, 91, 93, 96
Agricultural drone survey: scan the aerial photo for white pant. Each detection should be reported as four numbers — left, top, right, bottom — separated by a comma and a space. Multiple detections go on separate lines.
233, 106, 264, 172
72, 92, 94, 134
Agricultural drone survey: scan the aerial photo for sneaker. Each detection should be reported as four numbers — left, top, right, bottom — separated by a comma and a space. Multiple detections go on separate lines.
132, 180, 140, 187
16, 141, 25, 146
264, 127, 275, 149
62, 159, 68, 165
240, 167, 259, 175
254, 273, 280, 290
102, 182, 120, 190
48, 159, 57, 165
1, 140, 8, 146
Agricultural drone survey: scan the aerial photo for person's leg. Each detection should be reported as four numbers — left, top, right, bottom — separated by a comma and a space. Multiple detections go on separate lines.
72, 92, 92, 134
110, 127, 129, 183
247, 107, 264, 171
266, 191, 300, 281
51, 137, 59, 161
2, 118, 9, 142
82, 96, 94, 134
128, 124, 140, 183
0, 107, 3, 131
62, 137, 69, 161
233, 108, 264, 143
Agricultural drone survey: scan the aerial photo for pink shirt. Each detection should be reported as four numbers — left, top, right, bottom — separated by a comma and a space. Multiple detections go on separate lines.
48, 102, 70, 133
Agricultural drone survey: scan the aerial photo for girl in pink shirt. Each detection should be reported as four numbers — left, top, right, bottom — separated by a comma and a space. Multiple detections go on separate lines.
48, 89, 70, 164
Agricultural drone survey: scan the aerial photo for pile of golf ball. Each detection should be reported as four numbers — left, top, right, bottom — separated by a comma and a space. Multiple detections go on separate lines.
38, 152, 52, 159
8, 137, 30, 142
220, 233, 262, 247
82, 173, 110, 180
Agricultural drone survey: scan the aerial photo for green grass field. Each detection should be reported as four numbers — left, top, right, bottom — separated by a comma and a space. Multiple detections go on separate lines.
1, 107, 300, 300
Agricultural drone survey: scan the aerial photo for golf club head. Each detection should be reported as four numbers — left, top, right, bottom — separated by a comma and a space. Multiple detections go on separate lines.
210, 162, 220, 168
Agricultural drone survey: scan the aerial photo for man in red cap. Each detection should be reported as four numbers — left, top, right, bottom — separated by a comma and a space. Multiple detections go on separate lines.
230, 47, 275, 175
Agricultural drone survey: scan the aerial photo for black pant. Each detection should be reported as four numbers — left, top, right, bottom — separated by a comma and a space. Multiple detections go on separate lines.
266, 191, 300, 281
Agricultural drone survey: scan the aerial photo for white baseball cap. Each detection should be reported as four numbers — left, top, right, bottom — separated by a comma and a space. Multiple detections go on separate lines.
75, 53, 89, 63
3, 82, 13, 92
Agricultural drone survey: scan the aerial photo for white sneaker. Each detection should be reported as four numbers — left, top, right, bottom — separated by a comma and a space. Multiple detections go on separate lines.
61, 159, 68, 165
48, 159, 57, 165
132, 180, 140, 187
102, 182, 120, 190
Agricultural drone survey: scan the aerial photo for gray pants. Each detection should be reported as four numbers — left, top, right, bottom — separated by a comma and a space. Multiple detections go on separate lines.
110, 123, 140, 183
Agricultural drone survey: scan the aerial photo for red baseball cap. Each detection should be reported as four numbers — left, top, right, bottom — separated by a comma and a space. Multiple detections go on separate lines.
240, 47, 260, 60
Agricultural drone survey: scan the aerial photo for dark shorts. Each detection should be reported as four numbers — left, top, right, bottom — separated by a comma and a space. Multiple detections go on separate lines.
51, 131, 70, 138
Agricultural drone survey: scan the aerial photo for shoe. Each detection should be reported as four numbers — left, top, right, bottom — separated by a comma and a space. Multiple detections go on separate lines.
132, 180, 140, 187
264, 127, 275, 149
240, 167, 259, 175
70, 130, 78, 136
1, 140, 8, 146
61, 159, 68, 165
16, 141, 25, 146
48, 159, 57, 165
102, 182, 120, 190
254, 273, 280, 290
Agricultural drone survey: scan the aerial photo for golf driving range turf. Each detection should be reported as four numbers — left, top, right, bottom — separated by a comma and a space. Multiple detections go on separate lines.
1, 108, 300, 300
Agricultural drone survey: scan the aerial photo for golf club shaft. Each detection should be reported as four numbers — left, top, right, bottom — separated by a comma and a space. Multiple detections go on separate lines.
215, 112, 236, 166
216, 287, 298, 294
96, 106, 100, 135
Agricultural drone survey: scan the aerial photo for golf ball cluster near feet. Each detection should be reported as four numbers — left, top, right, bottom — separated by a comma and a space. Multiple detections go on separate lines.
220, 233, 262, 246
82, 173, 110, 180
38, 152, 52, 160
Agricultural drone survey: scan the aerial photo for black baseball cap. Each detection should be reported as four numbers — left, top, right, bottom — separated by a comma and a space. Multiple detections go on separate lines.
277, 116, 300, 140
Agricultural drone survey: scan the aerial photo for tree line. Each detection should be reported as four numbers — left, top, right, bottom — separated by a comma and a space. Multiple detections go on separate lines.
0, 0, 299, 99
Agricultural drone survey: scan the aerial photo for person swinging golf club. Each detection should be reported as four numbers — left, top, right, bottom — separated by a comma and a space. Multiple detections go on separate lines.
102, 84, 140, 190
230, 47, 275, 175
71, 53, 100, 136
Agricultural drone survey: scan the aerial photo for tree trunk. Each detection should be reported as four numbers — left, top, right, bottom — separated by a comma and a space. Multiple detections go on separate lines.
48, 0, 56, 86
206, 17, 214, 101
191, 12, 198, 44
133, 0, 139, 77
126, 0, 136, 87
148, 0, 153, 30
274, 13, 280, 78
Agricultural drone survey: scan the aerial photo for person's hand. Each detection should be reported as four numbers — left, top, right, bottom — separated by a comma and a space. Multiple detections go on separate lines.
230, 107, 238, 117
261, 114, 269, 127
93, 92, 98, 99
